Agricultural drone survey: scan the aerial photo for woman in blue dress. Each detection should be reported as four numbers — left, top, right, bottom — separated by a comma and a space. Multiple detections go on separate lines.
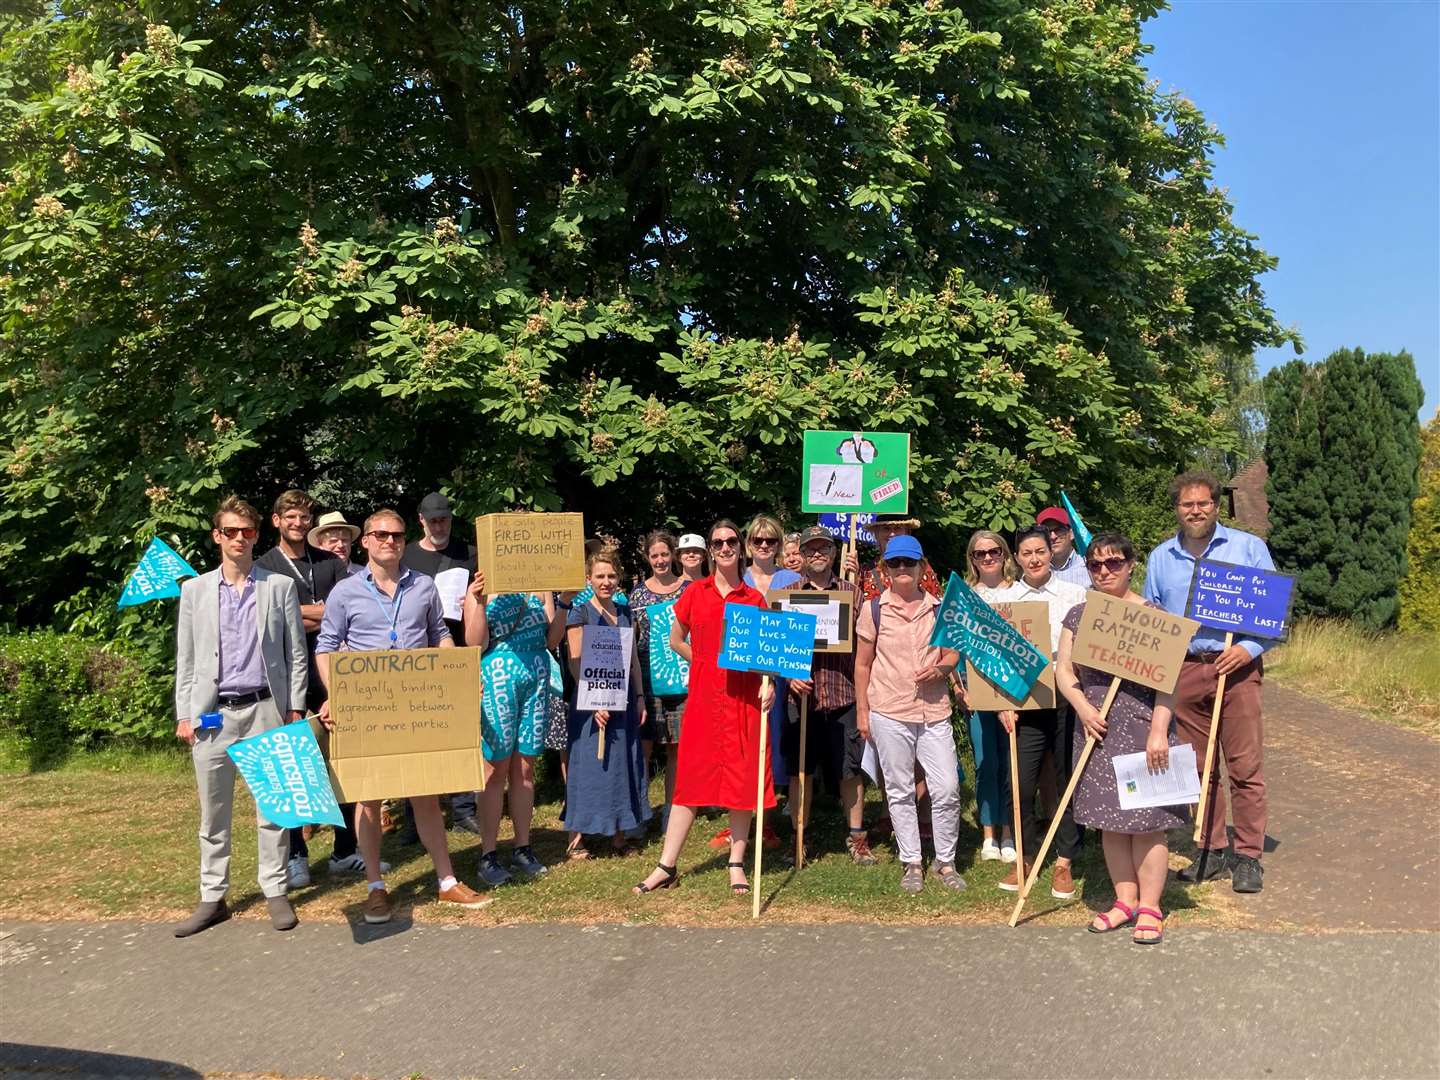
564, 547, 651, 857
463, 571, 569, 888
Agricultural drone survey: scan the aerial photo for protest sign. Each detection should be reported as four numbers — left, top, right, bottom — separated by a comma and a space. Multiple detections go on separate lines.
646, 601, 690, 695
474, 512, 586, 594
323, 646, 484, 803
577, 624, 634, 711
817, 512, 877, 545
799, 431, 910, 514
767, 589, 854, 654
1071, 591, 1198, 695
930, 573, 1050, 701
718, 605, 817, 681
228, 719, 345, 829
1185, 559, 1297, 641
117, 537, 197, 608
964, 601, 1056, 711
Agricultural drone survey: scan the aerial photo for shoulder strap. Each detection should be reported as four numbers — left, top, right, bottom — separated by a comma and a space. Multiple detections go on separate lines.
870, 595, 883, 632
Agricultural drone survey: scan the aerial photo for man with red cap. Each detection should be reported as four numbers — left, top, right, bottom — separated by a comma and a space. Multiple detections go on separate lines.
1035, 507, 1091, 589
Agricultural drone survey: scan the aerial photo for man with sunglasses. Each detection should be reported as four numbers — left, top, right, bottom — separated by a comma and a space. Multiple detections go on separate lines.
1035, 507, 1092, 589
316, 508, 489, 922
1143, 470, 1276, 893
173, 496, 309, 937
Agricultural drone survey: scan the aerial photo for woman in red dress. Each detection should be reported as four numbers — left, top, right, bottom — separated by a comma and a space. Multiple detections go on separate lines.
633, 519, 777, 896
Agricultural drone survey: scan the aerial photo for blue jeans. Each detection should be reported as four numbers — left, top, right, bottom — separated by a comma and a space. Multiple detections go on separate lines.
968, 711, 1012, 830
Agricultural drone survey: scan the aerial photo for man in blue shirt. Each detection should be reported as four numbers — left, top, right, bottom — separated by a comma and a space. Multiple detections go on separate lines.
1036, 506, 1092, 589
1143, 471, 1274, 893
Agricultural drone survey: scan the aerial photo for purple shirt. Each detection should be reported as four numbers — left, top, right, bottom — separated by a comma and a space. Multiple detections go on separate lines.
316, 568, 451, 653
217, 570, 266, 694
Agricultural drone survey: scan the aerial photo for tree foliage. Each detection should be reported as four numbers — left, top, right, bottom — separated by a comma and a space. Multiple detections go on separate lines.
2, 0, 1293, 619
1264, 349, 1424, 628
1399, 408, 1440, 634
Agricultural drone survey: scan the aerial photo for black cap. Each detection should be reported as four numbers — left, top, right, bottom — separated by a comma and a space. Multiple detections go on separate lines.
797, 526, 836, 546
418, 492, 452, 517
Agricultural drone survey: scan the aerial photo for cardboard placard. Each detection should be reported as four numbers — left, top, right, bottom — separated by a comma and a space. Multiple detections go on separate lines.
1071, 591, 1199, 695
767, 589, 854, 654
323, 646, 483, 802
474, 512, 586, 594
576, 624, 633, 711
1186, 558, 1297, 641
799, 431, 910, 514
931, 572, 1050, 702
965, 601, 1056, 711
718, 605, 817, 680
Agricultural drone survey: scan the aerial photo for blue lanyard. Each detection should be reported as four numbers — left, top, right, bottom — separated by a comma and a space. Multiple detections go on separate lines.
364, 574, 407, 646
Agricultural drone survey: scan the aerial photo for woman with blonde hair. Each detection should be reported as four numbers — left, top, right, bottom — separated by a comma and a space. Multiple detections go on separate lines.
964, 529, 1018, 864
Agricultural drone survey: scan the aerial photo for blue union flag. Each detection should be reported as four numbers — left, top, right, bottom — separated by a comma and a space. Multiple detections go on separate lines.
117, 537, 198, 608
930, 573, 1050, 701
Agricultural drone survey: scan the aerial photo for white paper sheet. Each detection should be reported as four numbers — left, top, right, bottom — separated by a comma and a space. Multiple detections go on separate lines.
577, 625, 634, 712
433, 567, 470, 622
808, 463, 862, 507
1111, 743, 1201, 810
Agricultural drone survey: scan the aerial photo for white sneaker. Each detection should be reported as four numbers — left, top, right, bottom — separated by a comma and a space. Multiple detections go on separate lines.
286, 855, 311, 888
1000, 840, 1017, 864
328, 853, 389, 875
980, 839, 1002, 861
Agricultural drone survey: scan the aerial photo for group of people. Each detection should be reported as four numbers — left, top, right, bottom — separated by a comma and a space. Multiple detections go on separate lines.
171, 469, 1274, 947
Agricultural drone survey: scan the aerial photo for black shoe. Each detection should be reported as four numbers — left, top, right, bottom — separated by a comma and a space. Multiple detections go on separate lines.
1230, 854, 1264, 893
451, 815, 483, 837
174, 899, 230, 938
1177, 847, 1230, 883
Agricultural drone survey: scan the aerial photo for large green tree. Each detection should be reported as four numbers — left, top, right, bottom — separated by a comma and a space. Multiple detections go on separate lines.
1264, 348, 1424, 627
1398, 408, 1439, 633
2, 0, 1293, 619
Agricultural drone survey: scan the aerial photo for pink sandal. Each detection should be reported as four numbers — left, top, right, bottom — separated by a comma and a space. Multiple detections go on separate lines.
1087, 900, 1137, 934
1132, 906, 1165, 945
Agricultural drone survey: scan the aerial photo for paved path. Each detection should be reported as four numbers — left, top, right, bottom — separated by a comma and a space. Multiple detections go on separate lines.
2, 920, 1437, 1080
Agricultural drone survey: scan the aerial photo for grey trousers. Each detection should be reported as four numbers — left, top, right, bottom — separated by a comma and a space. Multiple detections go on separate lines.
191, 698, 289, 901
870, 711, 962, 866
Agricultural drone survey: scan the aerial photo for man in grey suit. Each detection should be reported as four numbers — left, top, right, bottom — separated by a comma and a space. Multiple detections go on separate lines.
173, 495, 309, 937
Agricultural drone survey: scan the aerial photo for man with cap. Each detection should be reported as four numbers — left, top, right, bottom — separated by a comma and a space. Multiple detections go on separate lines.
1035, 506, 1091, 589
785, 526, 872, 865
310, 511, 363, 575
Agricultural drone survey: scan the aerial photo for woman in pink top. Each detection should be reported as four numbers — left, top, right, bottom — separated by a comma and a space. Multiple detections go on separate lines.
854, 535, 964, 895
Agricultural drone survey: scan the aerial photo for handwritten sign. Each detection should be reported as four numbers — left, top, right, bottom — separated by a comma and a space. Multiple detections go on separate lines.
718, 605, 817, 681
228, 720, 345, 828
930, 573, 1049, 701
964, 601, 1057, 711
767, 589, 853, 654
1071, 592, 1198, 694
646, 601, 690, 696
1186, 559, 1296, 641
323, 646, 484, 802
475, 512, 586, 594
577, 624, 633, 711
800, 431, 910, 514
817, 513, 877, 545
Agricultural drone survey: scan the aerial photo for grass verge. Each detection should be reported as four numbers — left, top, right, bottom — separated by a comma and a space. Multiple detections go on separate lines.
1266, 620, 1440, 738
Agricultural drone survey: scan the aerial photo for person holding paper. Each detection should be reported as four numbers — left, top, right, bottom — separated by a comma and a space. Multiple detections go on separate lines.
315, 508, 490, 923
964, 529, 1018, 864
995, 526, 1087, 899
633, 520, 776, 896
1144, 469, 1274, 894
563, 548, 651, 856
1056, 531, 1187, 944
855, 535, 967, 895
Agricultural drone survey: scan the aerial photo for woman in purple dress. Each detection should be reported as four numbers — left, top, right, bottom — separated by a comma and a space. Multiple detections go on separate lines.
1056, 531, 1188, 945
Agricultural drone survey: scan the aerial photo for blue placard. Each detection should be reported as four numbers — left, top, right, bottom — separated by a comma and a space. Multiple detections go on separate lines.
117, 537, 198, 608
717, 604, 817, 681
817, 513, 877, 545
227, 720, 346, 829
646, 601, 691, 696
1186, 559, 1297, 641
929, 572, 1050, 700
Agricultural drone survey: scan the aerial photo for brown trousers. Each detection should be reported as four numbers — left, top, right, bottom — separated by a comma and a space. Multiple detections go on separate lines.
1174, 656, 1266, 859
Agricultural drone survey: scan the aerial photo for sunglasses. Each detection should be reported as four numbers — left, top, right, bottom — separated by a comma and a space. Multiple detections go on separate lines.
366, 530, 406, 543
710, 536, 740, 550
971, 547, 1003, 561
1086, 556, 1130, 574
217, 526, 258, 540
885, 556, 919, 568
749, 536, 778, 547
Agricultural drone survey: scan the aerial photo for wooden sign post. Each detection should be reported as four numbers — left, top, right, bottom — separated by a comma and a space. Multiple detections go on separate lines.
753, 676, 771, 920
1194, 631, 1232, 843
1008, 723, 1025, 896
795, 695, 809, 869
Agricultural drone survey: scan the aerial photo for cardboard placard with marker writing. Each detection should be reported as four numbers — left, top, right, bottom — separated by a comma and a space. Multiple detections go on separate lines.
1071, 591, 1198, 695
964, 601, 1056, 711
475, 512, 586, 594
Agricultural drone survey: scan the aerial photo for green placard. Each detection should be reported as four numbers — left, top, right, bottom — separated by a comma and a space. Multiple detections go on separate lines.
799, 431, 910, 513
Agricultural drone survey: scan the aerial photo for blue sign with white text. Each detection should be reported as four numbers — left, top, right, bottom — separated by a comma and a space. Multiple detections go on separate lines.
930, 572, 1050, 700
227, 720, 345, 829
117, 537, 198, 608
817, 513, 877, 545
646, 600, 691, 696
718, 605, 817, 681
1186, 559, 1296, 641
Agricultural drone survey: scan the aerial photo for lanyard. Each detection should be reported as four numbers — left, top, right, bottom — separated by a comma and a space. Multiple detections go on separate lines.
279, 548, 315, 599
364, 574, 407, 646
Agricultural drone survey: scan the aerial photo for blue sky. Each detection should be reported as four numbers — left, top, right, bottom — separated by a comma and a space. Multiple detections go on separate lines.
1144, 0, 1439, 420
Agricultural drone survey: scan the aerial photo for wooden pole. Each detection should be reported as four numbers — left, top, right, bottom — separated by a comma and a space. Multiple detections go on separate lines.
796, 695, 810, 869
753, 675, 772, 919
596, 717, 605, 761
1193, 631, 1233, 845
1008, 676, 1121, 927
1007, 722, 1025, 897
844, 514, 858, 583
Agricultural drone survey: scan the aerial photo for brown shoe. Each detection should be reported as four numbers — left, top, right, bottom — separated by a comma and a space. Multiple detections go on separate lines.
438, 881, 493, 909
362, 887, 392, 924
1051, 862, 1075, 899
998, 861, 1033, 893
847, 832, 877, 866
